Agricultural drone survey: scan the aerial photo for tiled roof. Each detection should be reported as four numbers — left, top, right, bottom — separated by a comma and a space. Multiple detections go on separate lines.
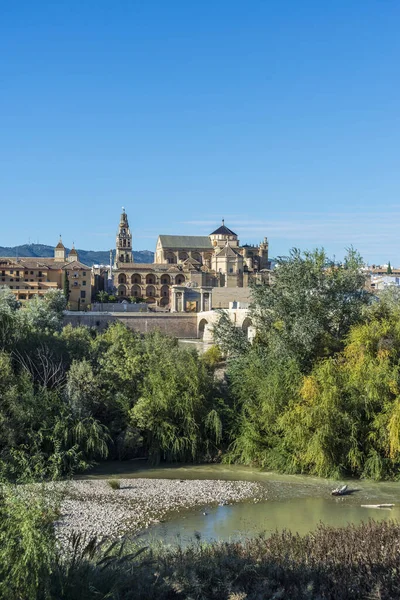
158, 235, 213, 250
210, 224, 237, 236
62, 260, 90, 270
215, 245, 241, 258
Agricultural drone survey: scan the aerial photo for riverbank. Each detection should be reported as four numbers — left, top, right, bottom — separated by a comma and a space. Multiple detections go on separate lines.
55, 478, 268, 542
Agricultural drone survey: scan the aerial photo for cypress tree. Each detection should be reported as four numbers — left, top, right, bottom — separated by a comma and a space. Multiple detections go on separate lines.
63, 270, 70, 302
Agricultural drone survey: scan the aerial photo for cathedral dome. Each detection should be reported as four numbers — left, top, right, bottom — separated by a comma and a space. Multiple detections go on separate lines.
209, 220, 237, 237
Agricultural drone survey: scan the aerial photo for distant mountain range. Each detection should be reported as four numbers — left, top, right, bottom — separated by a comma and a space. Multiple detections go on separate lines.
0, 244, 154, 266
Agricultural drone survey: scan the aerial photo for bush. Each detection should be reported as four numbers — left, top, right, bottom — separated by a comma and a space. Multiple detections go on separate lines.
107, 479, 121, 490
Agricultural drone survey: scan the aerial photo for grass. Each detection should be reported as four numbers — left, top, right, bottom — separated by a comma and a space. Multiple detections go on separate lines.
107, 479, 121, 490
52, 519, 400, 599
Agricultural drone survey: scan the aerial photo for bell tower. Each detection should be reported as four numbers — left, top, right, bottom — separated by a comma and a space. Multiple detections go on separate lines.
115, 207, 133, 265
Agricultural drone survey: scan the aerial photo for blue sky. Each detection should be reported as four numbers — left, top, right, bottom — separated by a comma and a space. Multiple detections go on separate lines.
1, 0, 399, 263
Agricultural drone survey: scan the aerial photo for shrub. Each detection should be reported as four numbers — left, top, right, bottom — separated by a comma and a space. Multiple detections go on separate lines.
107, 479, 121, 490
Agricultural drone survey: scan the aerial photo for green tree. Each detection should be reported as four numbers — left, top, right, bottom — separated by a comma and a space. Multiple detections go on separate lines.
130, 334, 223, 463
250, 247, 370, 370
0, 287, 21, 351
63, 270, 70, 303
387, 261, 393, 274
96, 290, 109, 304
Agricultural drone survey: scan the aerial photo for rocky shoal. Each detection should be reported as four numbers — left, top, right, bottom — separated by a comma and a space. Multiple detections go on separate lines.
54, 478, 267, 542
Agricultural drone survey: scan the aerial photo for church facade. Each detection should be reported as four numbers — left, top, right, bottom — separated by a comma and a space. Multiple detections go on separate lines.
112, 209, 270, 309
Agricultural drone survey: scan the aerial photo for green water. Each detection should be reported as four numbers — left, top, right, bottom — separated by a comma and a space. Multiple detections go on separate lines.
84, 462, 400, 544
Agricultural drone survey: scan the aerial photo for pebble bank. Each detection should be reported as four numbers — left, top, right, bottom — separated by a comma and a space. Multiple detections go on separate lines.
55, 478, 267, 542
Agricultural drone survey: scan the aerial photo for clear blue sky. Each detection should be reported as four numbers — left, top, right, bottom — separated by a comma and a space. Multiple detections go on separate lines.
1, 0, 399, 263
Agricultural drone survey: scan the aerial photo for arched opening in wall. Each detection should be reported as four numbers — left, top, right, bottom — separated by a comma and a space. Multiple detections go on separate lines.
146, 296, 156, 304
118, 285, 127, 297
161, 284, 170, 299
160, 297, 169, 307
166, 253, 177, 264
175, 274, 185, 285
118, 274, 127, 284
131, 274, 141, 284
123, 239, 126, 247
198, 318, 208, 340
131, 284, 141, 297
242, 317, 253, 336
178, 251, 188, 262
160, 274, 171, 285
146, 285, 156, 298
120, 255, 124, 262
146, 273, 156, 284
191, 252, 202, 264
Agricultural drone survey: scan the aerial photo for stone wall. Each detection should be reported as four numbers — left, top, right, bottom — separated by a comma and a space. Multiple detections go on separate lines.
91, 302, 148, 312
63, 311, 198, 338
211, 286, 253, 309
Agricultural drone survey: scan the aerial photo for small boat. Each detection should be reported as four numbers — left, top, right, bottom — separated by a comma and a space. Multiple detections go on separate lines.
361, 503, 394, 509
331, 484, 348, 496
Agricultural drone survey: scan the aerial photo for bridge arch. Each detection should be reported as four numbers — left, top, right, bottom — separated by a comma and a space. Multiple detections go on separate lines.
198, 318, 208, 339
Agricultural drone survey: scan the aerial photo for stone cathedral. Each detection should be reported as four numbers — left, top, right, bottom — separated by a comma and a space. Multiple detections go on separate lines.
112, 209, 270, 310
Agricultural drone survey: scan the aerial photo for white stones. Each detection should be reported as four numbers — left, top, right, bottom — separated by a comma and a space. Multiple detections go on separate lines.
53, 478, 267, 543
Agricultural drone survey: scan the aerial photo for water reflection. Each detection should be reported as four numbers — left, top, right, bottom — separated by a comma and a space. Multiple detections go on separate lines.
83, 462, 400, 545
140, 497, 399, 546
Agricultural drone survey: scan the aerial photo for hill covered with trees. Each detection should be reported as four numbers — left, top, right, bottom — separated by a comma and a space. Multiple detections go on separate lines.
0, 243, 154, 265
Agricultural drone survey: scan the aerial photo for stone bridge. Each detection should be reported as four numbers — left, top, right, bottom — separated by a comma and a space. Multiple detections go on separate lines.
197, 308, 255, 343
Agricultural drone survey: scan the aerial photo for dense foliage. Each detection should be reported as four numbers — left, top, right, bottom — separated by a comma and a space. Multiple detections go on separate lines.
214, 248, 400, 479
2, 245, 400, 482
0, 288, 227, 481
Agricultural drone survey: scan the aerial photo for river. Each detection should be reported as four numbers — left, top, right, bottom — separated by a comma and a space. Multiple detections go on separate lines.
83, 462, 400, 545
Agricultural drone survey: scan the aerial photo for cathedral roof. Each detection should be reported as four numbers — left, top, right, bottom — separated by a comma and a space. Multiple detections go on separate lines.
55, 240, 65, 249
158, 235, 212, 250
182, 257, 201, 270
69, 247, 78, 255
215, 245, 241, 258
209, 221, 237, 237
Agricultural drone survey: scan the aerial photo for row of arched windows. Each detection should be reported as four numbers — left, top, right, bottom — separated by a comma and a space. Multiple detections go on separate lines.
165, 251, 208, 264
117, 284, 166, 298
118, 273, 185, 285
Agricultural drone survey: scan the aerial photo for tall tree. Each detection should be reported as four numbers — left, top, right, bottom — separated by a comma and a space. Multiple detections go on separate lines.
63, 270, 70, 303
250, 247, 371, 370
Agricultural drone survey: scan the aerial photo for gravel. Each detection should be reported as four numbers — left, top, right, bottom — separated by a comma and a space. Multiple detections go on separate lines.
54, 478, 267, 542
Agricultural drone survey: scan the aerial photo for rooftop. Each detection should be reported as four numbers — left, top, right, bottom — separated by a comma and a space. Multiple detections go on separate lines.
210, 220, 237, 237
158, 235, 213, 250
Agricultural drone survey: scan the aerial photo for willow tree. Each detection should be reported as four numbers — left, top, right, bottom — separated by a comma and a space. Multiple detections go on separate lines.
280, 305, 400, 479
130, 336, 224, 464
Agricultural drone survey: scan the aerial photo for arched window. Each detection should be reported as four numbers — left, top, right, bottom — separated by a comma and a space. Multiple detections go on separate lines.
161, 274, 171, 285
131, 274, 141, 284
161, 285, 169, 297
118, 273, 126, 284
131, 284, 141, 297
175, 274, 185, 285
192, 252, 202, 264
166, 252, 177, 264
146, 285, 156, 298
